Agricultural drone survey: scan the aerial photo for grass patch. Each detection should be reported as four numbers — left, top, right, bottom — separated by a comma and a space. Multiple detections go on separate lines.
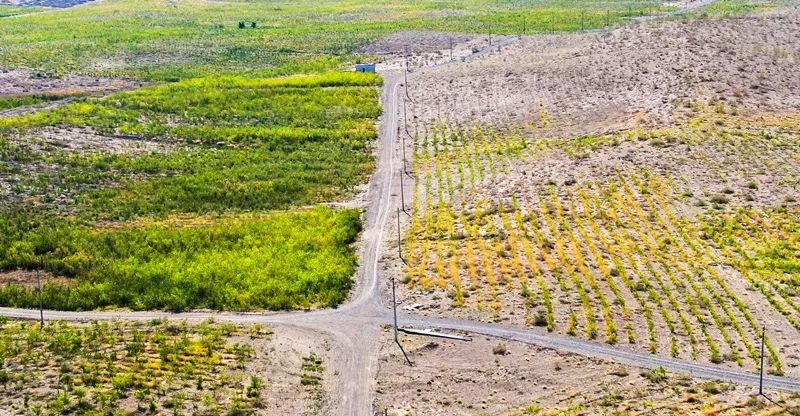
0, 93, 77, 111
0, 5, 45, 18
0, 207, 360, 311
2, 72, 380, 220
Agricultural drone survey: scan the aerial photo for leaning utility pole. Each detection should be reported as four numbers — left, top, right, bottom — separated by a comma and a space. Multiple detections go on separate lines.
391, 275, 413, 366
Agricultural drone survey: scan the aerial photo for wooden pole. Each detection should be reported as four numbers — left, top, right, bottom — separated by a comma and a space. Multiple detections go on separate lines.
759, 326, 765, 395
581, 10, 585, 32
399, 168, 406, 214
449, 37, 453, 61
392, 277, 399, 342
36, 268, 44, 328
404, 57, 410, 100
397, 208, 404, 264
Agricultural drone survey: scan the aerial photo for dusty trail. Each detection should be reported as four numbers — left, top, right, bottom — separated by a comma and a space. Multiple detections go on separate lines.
4, 1, 799, 414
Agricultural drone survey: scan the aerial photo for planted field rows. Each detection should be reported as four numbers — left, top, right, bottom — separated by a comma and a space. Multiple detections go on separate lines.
402, 118, 800, 374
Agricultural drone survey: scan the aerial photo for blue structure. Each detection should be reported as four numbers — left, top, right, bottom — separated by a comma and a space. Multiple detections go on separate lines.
355, 63, 376, 73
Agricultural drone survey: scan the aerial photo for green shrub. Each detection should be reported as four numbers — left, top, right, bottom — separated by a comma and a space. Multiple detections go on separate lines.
0, 207, 360, 311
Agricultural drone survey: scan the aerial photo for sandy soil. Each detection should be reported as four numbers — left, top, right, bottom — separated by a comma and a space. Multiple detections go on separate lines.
261, 325, 334, 415
405, 9, 800, 138
382, 3, 800, 384
375, 330, 799, 415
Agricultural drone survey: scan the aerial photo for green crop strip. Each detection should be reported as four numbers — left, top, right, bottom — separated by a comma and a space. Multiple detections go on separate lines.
0, 207, 359, 311
0, 93, 77, 111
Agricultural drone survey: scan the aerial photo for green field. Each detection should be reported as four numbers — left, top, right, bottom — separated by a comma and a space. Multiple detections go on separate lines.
0, 0, 665, 80
0, 207, 360, 311
0, 73, 376, 311
0, 5, 45, 18
1, 0, 668, 312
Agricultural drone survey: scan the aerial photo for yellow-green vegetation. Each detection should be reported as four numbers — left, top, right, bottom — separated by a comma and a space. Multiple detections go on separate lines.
687, 0, 775, 17
0, 93, 76, 111
0, 207, 360, 311
0, 317, 271, 415
0, 73, 377, 311
507, 367, 800, 416
1, 73, 381, 219
404, 114, 800, 373
0, 5, 44, 18
0, 0, 665, 80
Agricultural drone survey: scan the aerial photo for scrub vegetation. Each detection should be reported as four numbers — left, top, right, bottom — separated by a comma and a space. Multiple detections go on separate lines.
0, 317, 271, 415
0, 72, 378, 311
0, 207, 360, 311
0, 0, 665, 80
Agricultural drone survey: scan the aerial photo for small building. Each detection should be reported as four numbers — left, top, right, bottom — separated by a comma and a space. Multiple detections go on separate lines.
354, 63, 376, 73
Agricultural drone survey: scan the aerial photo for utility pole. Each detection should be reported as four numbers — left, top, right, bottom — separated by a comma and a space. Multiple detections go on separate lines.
449, 37, 453, 62
392, 276, 399, 342
522, 14, 526, 35
403, 97, 410, 137
404, 56, 410, 101
397, 208, 404, 264
36, 268, 44, 328
402, 98, 410, 175
399, 168, 406, 214
606, 10, 610, 27
759, 326, 765, 396
391, 274, 412, 366
581, 10, 585, 32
